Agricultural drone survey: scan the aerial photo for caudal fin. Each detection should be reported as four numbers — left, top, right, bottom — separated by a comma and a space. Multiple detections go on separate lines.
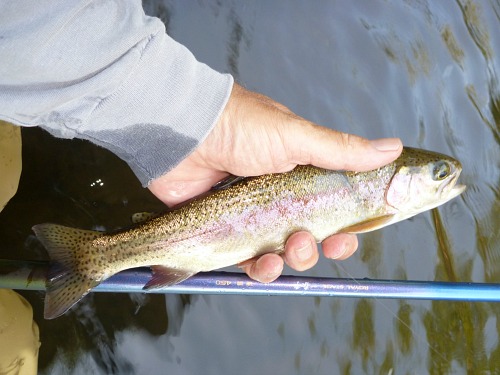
32, 223, 103, 319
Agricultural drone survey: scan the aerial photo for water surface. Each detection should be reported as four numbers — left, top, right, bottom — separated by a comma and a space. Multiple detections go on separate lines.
0, 1, 499, 374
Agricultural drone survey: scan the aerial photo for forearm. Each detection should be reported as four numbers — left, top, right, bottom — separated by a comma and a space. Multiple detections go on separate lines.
0, 0, 233, 185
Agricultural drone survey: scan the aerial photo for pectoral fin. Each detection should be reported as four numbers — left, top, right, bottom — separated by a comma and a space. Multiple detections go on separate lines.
340, 214, 395, 234
144, 266, 195, 290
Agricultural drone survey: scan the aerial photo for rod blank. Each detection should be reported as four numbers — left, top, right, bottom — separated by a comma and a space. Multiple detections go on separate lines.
2, 259, 500, 302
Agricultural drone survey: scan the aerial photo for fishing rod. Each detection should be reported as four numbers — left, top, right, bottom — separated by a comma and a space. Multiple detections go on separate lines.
1, 259, 500, 302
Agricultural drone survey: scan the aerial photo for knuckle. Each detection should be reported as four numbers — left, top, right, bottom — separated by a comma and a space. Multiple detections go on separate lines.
339, 132, 355, 151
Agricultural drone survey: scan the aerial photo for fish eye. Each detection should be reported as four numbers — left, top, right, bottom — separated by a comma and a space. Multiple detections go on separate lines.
432, 161, 451, 181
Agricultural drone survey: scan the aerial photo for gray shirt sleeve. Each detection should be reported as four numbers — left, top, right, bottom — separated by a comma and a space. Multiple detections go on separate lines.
0, 1, 233, 186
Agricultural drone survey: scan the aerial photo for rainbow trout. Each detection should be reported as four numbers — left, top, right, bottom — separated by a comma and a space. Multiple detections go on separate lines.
33, 147, 465, 319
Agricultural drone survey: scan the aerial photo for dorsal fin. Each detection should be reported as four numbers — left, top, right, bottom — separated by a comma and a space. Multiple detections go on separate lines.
131, 212, 161, 224
211, 175, 247, 191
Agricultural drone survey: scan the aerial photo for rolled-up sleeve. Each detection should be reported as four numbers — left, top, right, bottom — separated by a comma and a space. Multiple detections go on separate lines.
0, 0, 233, 185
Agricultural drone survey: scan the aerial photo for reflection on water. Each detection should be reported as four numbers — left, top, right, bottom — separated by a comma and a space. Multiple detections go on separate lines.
424, 301, 491, 373
0, 0, 498, 373
441, 25, 465, 67
457, 0, 493, 61
432, 209, 458, 282
352, 300, 375, 370
396, 302, 413, 355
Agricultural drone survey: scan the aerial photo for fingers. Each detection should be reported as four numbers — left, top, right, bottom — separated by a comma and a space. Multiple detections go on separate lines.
283, 231, 319, 271
147, 84, 385, 285
321, 233, 358, 260
239, 232, 319, 283
283, 231, 358, 266
238, 254, 284, 283
228, 85, 403, 172
241, 231, 359, 283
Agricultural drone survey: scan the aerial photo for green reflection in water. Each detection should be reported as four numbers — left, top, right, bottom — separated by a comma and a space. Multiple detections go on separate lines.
489, 315, 500, 372
457, 0, 500, 145
2, 1, 498, 373
360, 231, 384, 277
294, 350, 301, 372
379, 341, 394, 375
320, 339, 329, 359
425, 209, 492, 374
369, 25, 431, 86
475, 195, 500, 283
424, 301, 491, 374
432, 209, 458, 282
406, 39, 432, 84
308, 313, 317, 339
353, 299, 375, 372
456, 0, 493, 60
466, 85, 500, 145
441, 25, 465, 67
396, 303, 413, 355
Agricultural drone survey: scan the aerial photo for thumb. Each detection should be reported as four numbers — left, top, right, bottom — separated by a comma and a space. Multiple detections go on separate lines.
148, 159, 227, 207
285, 122, 403, 172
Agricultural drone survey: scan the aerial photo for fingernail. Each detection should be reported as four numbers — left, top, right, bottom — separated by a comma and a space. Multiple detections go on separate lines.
237, 258, 256, 269
369, 138, 402, 152
268, 263, 282, 279
295, 241, 313, 261
331, 245, 348, 260
256, 257, 281, 280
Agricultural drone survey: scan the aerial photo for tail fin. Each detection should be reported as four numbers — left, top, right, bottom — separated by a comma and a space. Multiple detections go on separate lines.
32, 223, 103, 319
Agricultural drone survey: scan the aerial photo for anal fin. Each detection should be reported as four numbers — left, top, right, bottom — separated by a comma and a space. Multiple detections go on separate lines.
340, 214, 395, 234
144, 266, 195, 290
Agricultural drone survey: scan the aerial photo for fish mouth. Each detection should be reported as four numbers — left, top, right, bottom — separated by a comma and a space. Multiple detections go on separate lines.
438, 167, 465, 202
446, 184, 466, 201
439, 172, 466, 202
420, 183, 465, 213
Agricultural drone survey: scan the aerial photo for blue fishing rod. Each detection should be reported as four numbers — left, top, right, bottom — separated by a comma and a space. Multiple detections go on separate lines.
1, 259, 500, 302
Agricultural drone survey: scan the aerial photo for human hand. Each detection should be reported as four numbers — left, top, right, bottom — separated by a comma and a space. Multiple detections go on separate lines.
149, 83, 402, 282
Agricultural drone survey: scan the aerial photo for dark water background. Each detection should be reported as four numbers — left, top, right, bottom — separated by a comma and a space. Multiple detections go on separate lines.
0, 1, 499, 373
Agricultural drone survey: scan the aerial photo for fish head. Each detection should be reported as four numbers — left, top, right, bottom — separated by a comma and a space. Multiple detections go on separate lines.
385, 147, 466, 217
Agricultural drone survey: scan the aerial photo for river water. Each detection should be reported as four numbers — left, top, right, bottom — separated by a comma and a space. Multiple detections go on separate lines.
1, 1, 499, 374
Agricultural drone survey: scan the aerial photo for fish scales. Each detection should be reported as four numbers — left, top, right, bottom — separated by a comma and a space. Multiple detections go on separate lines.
92, 165, 394, 274
32, 147, 466, 319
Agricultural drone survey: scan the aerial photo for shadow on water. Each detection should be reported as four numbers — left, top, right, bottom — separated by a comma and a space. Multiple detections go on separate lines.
0, 128, 197, 373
